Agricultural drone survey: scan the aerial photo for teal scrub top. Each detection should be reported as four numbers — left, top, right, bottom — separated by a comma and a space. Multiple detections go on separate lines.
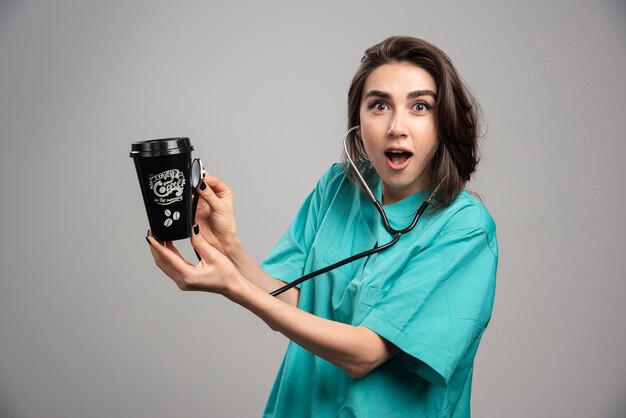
260, 164, 498, 418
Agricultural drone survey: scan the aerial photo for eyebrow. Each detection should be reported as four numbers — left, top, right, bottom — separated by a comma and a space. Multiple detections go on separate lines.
365, 89, 438, 100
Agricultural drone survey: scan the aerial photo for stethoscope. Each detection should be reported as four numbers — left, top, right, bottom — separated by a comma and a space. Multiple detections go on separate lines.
269, 126, 442, 297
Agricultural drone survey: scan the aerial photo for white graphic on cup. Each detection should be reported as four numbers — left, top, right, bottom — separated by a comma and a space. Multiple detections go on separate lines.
163, 209, 181, 227
149, 169, 185, 205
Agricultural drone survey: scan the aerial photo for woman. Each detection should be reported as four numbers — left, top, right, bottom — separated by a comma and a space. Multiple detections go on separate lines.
147, 36, 498, 417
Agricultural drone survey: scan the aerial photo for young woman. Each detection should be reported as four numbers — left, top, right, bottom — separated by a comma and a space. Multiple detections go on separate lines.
147, 36, 498, 417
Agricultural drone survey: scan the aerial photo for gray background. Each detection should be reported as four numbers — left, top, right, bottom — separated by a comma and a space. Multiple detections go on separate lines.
1, 0, 625, 417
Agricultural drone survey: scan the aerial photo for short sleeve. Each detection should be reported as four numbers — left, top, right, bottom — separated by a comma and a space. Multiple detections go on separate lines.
359, 225, 498, 386
260, 165, 340, 283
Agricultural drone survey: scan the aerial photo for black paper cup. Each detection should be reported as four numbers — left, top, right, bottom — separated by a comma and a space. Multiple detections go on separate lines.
130, 137, 194, 241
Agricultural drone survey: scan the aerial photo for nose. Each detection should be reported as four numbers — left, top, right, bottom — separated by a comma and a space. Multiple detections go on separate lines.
387, 111, 408, 138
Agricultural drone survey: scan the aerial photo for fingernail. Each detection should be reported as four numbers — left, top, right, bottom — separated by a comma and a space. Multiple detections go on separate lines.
193, 224, 200, 235
199, 181, 207, 191
145, 236, 152, 246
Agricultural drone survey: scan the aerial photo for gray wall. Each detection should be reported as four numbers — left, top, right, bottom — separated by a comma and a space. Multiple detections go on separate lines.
1, 0, 625, 417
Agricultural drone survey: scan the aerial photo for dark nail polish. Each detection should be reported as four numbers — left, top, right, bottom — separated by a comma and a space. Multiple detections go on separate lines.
193, 224, 200, 235
145, 236, 152, 246
199, 181, 206, 191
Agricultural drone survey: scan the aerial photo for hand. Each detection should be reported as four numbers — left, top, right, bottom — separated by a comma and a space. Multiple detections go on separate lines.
146, 225, 242, 295
194, 175, 238, 256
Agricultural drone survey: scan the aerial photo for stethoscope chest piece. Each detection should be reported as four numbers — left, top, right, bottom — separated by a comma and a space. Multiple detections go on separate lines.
190, 158, 205, 189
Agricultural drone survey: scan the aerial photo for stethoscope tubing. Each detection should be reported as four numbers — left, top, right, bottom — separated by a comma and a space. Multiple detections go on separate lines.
343, 126, 440, 236
191, 158, 205, 262
192, 191, 202, 261
270, 233, 401, 297
269, 126, 439, 297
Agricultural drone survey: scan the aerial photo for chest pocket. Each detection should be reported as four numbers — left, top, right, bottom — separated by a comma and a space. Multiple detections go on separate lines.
314, 225, 377, 298
331, 258, 383, 325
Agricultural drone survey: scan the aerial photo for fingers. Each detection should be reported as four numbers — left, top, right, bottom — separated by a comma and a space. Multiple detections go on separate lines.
195, 197, 211, 216
204, 176, 233, 199
197, 176, 233, 211
146, 226, 236, 294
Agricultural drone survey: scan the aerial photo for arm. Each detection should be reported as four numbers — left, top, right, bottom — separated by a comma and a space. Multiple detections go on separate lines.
233, 275, 399, 379
147, 227, 397, 379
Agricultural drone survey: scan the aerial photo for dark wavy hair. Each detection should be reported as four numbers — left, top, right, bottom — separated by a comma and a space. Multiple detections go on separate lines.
343, 36, 481, 208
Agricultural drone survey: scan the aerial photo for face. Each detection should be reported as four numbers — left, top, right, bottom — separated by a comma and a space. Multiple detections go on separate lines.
359, 62, 438, 205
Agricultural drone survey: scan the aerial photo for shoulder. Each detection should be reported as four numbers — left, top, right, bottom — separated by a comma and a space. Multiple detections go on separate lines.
438, 191, 495, 232
435, 191, 497, 254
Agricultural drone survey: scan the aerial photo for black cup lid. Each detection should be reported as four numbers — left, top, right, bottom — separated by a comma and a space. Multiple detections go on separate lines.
130, 137, 194, 158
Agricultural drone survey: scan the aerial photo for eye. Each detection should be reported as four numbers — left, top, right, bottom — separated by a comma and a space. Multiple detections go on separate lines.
368, 101, 390, 112
411, 102, 432, 112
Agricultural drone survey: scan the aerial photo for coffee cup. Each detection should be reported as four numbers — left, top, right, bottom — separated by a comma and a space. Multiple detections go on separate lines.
130, 137, 195, 241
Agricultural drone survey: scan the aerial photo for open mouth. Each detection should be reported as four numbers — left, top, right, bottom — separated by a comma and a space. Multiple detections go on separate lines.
385, 149, 413, 169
